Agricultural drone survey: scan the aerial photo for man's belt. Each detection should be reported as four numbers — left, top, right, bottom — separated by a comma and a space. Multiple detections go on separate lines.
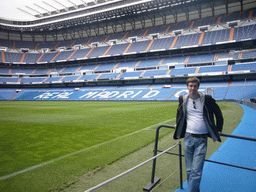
189, 133, 208, 138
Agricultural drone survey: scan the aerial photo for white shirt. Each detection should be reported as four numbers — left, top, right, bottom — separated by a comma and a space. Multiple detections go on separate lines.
186, 98, 208, 134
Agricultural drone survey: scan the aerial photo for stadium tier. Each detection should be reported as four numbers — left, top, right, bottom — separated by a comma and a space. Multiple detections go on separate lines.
0, 47, 256, 102
1, 23, 256, 64
1, 80, 256, 101
0, 54, 255, 77
1, 8, 256, 63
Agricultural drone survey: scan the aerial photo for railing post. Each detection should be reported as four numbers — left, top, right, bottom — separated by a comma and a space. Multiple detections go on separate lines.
143, 125, 161, 191
179, 141, 183, 189
151, 125, 161, 183
143, 125, 175, 191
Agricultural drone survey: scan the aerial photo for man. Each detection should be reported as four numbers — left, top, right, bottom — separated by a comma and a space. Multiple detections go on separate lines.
174, 77, 224, 192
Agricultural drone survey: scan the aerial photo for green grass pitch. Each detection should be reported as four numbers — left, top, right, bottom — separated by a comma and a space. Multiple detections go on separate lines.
0, 101, 177, 191
0, 101, 243, 192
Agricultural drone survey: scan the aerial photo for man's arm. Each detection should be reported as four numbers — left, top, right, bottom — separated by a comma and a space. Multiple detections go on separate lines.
211, 97, 224, 132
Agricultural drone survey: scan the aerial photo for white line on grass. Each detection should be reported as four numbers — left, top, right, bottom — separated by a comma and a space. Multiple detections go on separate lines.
0, 119, 175, 180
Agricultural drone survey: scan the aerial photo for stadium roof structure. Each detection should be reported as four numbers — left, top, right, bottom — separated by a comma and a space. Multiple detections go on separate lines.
0, 0, 255, 41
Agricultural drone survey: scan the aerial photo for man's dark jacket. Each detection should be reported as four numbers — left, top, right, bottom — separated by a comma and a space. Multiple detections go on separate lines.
173, 92, 224, 142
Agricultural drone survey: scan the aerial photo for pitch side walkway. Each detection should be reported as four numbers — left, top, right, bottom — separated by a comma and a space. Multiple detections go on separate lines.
175, 104, 256, 192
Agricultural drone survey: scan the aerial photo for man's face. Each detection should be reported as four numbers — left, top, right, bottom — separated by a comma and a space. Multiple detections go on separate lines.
187, 82, 199, 97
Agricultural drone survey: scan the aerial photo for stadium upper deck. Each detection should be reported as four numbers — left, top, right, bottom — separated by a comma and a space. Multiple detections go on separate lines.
1, 0, 256, 42
1, 7, 256, 62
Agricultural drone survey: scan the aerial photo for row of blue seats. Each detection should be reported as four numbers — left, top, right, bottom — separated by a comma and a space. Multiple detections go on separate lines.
1, 49, 256, 74
1, 24, 256, 64
0, 81, 255, 101
0, 8, 255, 50
0, 55, 255, 75
0, 62, 255, 84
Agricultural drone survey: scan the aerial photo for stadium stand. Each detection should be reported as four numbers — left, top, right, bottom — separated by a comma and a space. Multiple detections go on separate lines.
0, 1, 255, 102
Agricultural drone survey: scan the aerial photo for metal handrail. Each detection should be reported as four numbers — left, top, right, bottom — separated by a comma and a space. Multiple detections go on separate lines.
144, 124, 256, 192
219, 132, 256, 141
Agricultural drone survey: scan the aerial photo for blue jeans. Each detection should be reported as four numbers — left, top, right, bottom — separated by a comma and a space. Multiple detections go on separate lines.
184, 133, 208, 192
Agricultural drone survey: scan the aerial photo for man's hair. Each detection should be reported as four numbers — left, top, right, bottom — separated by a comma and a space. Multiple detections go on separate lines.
186, 77, 200, 87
